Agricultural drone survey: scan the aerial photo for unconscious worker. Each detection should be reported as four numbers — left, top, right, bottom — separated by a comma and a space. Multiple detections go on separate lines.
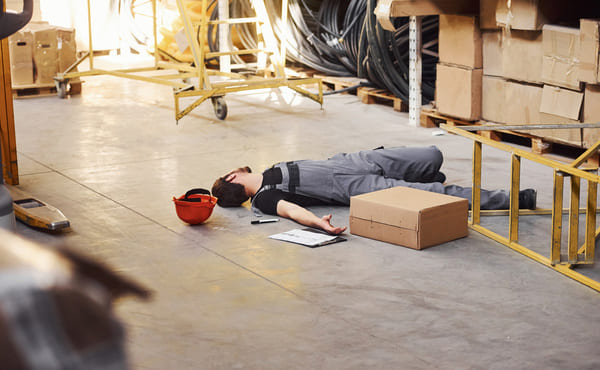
211, 146, 537, 235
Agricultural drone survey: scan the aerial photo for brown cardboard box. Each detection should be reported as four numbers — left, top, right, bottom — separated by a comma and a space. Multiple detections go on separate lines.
495, 0, 561, 30
539, 85, 583, 146
502, 30, 543, 84
482, 30, 502, 76
505, 80, 543, 125
56, 27, 77, 73
31, 26, 58, 84
436, 63, 482, 120
480, 0, 499, 29
579, 19, 600, 84
439, 15, 482, 68
481, 75, 506, 122
8, 30, 34, 86
542, 25, 581, 91
583, 84, 600, 148
538, 112, 582, 147
375, 0, 479, 30
540, 85, 583, 121
375, 0, 478, 17
349, 187, 469, 250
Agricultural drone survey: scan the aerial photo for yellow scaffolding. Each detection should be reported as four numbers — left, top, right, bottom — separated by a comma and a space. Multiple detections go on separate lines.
441, 123, 600, 292
55, 0, 323, 122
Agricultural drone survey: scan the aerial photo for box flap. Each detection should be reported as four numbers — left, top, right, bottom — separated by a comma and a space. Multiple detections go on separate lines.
540, 85, 583, 120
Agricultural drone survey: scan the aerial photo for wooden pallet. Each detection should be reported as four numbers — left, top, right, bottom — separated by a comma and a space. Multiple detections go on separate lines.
420, 108, 599, 165
357, 87, 408, 112
12, 80, 82, 99
317, 75, 366, 94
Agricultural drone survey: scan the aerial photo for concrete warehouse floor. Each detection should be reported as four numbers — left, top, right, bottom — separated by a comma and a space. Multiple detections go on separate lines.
8, 58, 600, 369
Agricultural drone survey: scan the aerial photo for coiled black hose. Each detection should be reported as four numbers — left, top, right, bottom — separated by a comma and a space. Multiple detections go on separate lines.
204, 0, 438, 102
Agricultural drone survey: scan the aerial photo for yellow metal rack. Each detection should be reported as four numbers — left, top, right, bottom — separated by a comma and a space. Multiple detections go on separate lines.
441, 123, 600, 292
55, 0, 323, 122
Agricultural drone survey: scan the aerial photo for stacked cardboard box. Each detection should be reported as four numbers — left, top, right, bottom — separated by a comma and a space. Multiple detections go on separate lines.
8, 30, 34, 85
436, 14, 482, 120
579, 20, 600, 147
479, 0, 586, 147
8, 23, 77, 87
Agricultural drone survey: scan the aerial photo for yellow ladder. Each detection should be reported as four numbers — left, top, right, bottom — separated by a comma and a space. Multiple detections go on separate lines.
173, 0, 323, 121
442, 123, 600, 292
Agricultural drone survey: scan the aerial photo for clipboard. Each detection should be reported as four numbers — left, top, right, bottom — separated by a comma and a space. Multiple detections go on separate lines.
269, 228, 347, 248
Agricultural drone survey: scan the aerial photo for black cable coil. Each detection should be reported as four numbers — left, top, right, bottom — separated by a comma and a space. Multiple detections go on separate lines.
206, 0, 438, 103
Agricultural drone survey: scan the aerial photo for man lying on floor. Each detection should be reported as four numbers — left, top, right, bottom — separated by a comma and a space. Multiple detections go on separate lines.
211, 146, 537, 235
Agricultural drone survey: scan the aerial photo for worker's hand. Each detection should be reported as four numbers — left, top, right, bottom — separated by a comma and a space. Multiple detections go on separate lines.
318, 214, 347, 235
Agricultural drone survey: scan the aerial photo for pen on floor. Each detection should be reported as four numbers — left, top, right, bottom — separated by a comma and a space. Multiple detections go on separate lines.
251, 218, 279, 224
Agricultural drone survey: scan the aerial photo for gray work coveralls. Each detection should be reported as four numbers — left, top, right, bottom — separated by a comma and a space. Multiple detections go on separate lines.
268, 146, 510, 210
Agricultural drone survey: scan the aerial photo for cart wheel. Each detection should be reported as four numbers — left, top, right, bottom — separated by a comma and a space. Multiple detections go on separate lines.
56, 81, 68, 99
211, 97, 227, 120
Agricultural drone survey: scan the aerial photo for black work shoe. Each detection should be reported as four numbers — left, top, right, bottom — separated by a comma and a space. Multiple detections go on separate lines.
519, 189, 537, 209
433, 172, 446, 183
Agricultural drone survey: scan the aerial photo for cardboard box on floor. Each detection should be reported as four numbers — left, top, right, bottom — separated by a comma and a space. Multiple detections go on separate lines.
8, 30, 34, 86
349, 187, 469, 250
542, 25, 581, 91
439, 14, 482, 68
436, 63, 482, 120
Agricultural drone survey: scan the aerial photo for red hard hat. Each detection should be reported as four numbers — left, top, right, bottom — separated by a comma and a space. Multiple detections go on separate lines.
173, 188, 217, 224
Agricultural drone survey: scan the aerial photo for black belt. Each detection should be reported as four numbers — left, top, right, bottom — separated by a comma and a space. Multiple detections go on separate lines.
286, 162, 300, 194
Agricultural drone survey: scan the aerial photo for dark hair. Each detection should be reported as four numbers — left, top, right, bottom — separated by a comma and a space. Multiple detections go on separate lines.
211, 177, 249, 207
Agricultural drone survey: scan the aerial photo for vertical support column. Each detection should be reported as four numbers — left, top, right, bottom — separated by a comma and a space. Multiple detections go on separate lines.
218, 0, 230, 73
279, 0, 289, 73
471, 141, 482, 225
87, 0, 94, 69
585, 181, 597, 262
567, 176, 580, 263
509, 154, 521, 242
0, 33, 19, 185
408, 16, 421, 127
153, 0, 159, 66
551, 171, 565, 264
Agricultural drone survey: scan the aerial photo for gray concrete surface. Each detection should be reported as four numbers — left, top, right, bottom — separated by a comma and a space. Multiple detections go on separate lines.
9, 60, 600, 369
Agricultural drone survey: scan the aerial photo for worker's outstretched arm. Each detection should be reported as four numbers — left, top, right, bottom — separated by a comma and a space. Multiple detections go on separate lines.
276, 200, 347, 235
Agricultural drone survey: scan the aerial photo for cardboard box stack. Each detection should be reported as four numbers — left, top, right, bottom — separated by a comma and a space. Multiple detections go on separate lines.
477, 0, 589, 147
436, 14, 482, 120
8, 22, 77, 87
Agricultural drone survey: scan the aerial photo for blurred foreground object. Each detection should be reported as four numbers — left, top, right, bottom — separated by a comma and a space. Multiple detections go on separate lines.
0, 230, 151, 369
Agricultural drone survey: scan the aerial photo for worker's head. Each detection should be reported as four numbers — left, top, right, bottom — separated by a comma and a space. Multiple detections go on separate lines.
211, 166, 252, 207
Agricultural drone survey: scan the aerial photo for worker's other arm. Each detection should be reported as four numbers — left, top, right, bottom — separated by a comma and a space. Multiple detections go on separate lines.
276, 200, 347, 235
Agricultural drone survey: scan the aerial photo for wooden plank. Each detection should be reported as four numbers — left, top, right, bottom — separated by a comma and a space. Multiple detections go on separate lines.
0, 37, 19, 185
